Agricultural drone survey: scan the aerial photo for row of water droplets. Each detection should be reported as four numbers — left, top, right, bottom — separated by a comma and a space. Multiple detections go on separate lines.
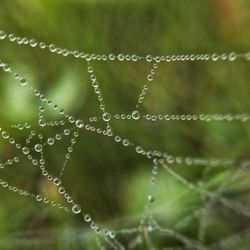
86, 61, 113, 134
0, 29, 249, 63
112, 112, 250, 122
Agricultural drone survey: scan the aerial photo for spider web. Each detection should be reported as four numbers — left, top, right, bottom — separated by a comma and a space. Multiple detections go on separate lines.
0, 29, 250, 249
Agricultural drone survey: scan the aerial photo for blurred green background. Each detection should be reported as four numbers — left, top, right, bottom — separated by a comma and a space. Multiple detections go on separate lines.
0, 0, 250, 249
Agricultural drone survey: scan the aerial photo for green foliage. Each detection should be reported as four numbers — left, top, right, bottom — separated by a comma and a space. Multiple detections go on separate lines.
0, 0, 249, 249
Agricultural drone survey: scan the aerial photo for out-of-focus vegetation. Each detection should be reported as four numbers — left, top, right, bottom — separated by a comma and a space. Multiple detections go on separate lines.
0, 0, 250, 249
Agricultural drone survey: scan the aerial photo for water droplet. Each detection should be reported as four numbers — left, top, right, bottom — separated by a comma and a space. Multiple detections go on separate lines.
47, 138, 55, 145
118, 54, 125, 61
0, 30, 6, 40
64, 129, 70, 136
39, 42, 46, 49
34, 144, 43, 152
84, 214, 92, 222
49, 44, 56, 52
114, 136, 121, 142
76, 119, 84, 128
53, 177, 61, 186
8, 34, 16, 42
36, 195, 43, 202
72, 204, 81, 214
58, 187, 65, 194
102, 112, 111, 122
147, 75, 153, 81
69, 116, 75, 123
146, 55, 153, 62
109, 231, 116, 239
148, 195, 154, 203
1, 131, 9, 139
29, 39, 37, 47
132, 110, 140, 120
229, 52, 237, 61
55, 134, 62, 140
39, 119, 46, 127
246, 52, 250, 60
109, 54, 116, 60
22, 147, 30, 155
122, 139, 129, 146
212, 53, 219, 61
136, 146, 143, 154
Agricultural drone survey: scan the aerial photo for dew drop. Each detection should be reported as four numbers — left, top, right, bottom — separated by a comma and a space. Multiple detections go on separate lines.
0, 30, 6, 40
22, 147, 30, 155
58, 187, 65, 194
102, 112, 111, 122
39, 42, 46, 49
1, 131, 9, 139
76, 119, 84, 128
122, 139, 130, 146
146, 55, 153, 62
147, 75, 153, 81
109, 231, 116, 239
34, 144, 43, 152
47, 138, 55, 145
229, 52, 237, 61
72, 204, 82, 214
136, 146, 143, 154
84, 214, 92, 222
132, 110, 140, 120
114, 136, 121, 142
53, 177, 61, 186
148, 195, 154, 203
55, 134, 62, 140
36, 195, 43, 202
20, 78, 27, 86
64, 129, 70, 136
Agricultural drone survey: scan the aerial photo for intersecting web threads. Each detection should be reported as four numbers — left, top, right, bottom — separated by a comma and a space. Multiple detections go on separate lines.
0, 29, 250, 249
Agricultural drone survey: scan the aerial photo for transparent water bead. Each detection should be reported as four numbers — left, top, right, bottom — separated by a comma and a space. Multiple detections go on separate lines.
53, 177, 61, 186
146, 55, 153, 62
34, 144, 43, 152
47, 138, 55, 145
72, 204, 82, 214
22, 147, 30, 155
136, 146, 143, 154
122, 139, 130, 146
147, 75, 153, 81
76, 119, 84, 128
20, 77, 27, 86
58, 187, 65, 194
84, 214, 92, 222
64, 129, 70, 136
229, 52, 237, 61
132, 110, 140, 120
109, 231, 116, 239
102, 112, 111, 122
148, 195, 154, 203
0, 30, 6, 40
1, 131, 9, 139
36, 195, 43, 202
